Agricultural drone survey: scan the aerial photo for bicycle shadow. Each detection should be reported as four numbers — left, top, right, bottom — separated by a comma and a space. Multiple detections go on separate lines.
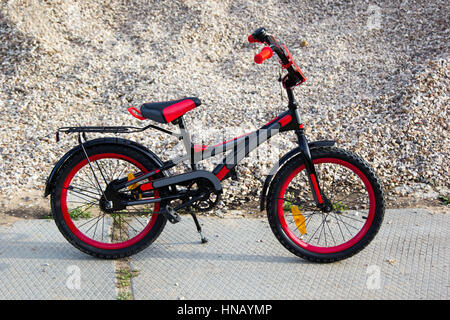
0, 238, 96, 261
0, 219, 317, 265
0, 237, 309, 267
0, 220, 97, 262
134, 238, 311, 265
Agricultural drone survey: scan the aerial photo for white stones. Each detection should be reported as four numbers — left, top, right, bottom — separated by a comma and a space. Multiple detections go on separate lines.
0, 0, 448, 212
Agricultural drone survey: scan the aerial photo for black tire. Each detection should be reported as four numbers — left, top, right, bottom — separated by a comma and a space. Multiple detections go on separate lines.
267, 147, 385, 263
50, 141, 167, 259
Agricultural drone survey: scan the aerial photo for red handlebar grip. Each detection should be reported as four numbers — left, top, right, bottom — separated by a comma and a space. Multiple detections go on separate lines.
248, 35, 260, 43
254, 47, 273, 64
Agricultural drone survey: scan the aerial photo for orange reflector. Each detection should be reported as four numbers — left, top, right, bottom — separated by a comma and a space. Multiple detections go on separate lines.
127, 173, 139, 190
127, 173, 142, 200
292, 205, 307, 235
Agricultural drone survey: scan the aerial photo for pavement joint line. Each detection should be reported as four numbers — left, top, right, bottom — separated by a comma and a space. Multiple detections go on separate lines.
115, 258, 136, 300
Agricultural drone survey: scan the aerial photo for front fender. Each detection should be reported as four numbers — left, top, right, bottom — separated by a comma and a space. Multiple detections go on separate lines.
44, 137, 166, 197
259, 140, 335, 211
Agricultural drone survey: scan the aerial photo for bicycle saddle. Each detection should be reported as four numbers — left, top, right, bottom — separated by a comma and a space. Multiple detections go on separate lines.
140, 97, 201, 123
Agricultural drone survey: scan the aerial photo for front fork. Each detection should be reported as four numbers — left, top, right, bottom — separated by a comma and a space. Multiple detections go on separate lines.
295, 130, 326, 208
291, 103, 332, 212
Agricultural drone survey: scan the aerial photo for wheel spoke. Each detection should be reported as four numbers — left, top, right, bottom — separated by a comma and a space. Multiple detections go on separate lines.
336, 213, 365, 224
65, 187, 100, 201
68, 185, 101, 197
332, 213, 347, 242
324, 213, 336, 246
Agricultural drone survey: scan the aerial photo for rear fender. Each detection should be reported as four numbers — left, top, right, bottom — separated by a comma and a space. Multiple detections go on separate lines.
259, 140, 335, 211
44, 138, 166, 197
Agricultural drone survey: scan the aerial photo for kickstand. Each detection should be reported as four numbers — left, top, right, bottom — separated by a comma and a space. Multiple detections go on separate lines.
188, 208, 208, 244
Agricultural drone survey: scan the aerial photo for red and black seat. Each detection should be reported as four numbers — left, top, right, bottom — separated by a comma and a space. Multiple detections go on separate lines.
139, 97, 201, 124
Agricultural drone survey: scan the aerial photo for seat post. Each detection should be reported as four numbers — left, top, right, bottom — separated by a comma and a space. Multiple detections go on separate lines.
176, 116, 197, 170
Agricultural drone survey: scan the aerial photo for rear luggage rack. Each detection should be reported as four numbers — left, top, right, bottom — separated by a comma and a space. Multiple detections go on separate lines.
56, 125, 182, 142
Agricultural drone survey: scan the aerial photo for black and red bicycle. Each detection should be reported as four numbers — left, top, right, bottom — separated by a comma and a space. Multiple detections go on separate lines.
45, 28, 385, 263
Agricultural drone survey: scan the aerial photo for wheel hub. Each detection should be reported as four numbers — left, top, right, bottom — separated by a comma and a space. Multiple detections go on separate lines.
99, 180, 128, 213
320, 197, 333, 213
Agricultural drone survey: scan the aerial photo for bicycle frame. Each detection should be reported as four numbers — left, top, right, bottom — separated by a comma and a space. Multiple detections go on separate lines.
51, 85, 327, 216
111, 86, 327, 210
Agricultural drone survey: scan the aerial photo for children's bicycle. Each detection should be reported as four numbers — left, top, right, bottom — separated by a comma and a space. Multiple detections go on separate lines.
44, 28, 385, 263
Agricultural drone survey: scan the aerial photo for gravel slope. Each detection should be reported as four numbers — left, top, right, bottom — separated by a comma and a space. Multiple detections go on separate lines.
0, 0, 448, 213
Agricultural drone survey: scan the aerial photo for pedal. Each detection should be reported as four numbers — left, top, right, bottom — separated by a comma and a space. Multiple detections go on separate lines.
160, 206, 181, 224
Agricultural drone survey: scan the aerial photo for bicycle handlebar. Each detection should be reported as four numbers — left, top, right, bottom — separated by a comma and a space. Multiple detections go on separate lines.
248, 27, 306, 87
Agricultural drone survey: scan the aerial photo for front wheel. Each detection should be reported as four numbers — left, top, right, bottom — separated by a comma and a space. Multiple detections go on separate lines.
267, 147, 385, 263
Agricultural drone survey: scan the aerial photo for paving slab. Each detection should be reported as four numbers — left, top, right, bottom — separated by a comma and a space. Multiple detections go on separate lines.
0, 208, 447, 300
130, 209, 449, 300
0, 219, 117, 300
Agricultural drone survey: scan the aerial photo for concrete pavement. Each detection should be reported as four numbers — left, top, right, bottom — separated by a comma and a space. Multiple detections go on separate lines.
0, 209, 448, 299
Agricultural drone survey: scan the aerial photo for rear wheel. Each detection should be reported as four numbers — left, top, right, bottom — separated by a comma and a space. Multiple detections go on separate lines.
267, 147, 385, 263
51, 143, 167, 259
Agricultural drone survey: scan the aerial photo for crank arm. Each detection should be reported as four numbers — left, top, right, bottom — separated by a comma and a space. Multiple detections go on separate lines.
173, 193, 207, 212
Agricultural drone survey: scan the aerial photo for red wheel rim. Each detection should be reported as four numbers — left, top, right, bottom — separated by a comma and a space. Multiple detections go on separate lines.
61, 153, 160, 250
277, 158, 376, 254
